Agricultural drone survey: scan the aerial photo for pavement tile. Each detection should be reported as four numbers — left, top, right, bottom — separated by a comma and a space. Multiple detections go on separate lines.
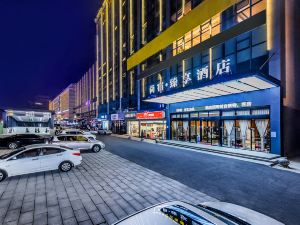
74, 209, 89, 222
21, 201, 34, 213
48, 215, 63, 225
88, 210, 106, 224
96, 203, 111, 215
78, 220, 93, 225
18, 211, 33, 225
59, 198, 71, 208
47, 205, 60, 218
63, 217, 77, 225
0, 150, 216, 225
71, 199, 84, 211
33, 212, 47, 225
103, 213, 118, 225
4, 209, 20, 222
61, 206, 75, 220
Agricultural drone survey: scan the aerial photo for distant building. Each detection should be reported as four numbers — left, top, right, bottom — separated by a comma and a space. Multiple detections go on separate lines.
50, 84, 76, 121
74, 64, 98, 120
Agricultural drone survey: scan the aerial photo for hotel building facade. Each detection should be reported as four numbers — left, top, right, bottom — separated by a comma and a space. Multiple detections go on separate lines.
95, 0, 300, 157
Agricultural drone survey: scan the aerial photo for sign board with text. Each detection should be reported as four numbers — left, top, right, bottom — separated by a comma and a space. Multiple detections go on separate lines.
136, 111, 165, 120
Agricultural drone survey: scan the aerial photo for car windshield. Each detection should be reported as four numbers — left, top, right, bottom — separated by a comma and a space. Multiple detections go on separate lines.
0, 147, 26, 159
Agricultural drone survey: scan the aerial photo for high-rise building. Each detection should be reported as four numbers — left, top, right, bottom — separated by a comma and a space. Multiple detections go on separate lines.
74, 64, 98, 120
95, 0, 300, 157
49, 84, 76, 121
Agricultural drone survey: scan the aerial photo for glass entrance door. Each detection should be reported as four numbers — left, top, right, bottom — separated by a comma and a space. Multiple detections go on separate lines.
201, 120, 220, 145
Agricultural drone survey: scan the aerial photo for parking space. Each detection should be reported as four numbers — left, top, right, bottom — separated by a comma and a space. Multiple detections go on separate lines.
0, 150, 217, 225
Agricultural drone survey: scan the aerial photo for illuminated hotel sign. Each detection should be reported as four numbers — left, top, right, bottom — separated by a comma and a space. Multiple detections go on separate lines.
136, 111, 165, 120
196, 66, 208, 81
176, 102, 252, 112
147, 58, 232, 96
216, 59, 231, 75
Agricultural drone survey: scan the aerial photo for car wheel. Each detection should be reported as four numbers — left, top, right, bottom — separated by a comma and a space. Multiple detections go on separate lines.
59, 161, 73, 172
92, 145, 101, 153
8, 142, 18, 149
0, 170, 7, 182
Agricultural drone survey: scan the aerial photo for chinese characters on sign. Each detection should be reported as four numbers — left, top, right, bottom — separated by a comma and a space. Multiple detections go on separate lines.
196, 66, 209, 81
148, 58, 231, 96
216, 59, 231, 75
149, 85, 155, 94
183, 72, 192, 86
157, 82, 164, 93
170, 77, 178, 88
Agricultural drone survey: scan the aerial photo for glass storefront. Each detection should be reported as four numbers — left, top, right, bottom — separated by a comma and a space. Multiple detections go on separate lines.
127, 120, 167, 140
127, 121, 140, 137
171, 108, 270, 152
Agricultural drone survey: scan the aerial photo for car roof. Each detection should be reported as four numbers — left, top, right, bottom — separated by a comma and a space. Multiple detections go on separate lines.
24, 144, 64, 148
56, 134, 86, 137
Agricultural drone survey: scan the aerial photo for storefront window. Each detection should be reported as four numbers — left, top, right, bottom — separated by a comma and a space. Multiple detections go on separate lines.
127, 121, 139, 137
141, 121, 166, 140
171, 107, 270, 152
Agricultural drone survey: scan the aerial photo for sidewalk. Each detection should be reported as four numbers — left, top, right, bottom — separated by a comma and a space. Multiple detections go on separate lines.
111, 134, 279, 162
110, 134, 300, 174
0, 150, 217, 225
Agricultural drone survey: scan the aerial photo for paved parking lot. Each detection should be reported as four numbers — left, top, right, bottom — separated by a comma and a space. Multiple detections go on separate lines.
0, 150, 217, 225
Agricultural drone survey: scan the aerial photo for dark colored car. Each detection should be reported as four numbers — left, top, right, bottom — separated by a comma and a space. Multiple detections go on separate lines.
0, 134, 49, 149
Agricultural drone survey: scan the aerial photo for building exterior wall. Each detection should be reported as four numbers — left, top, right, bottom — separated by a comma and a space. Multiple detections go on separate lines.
50, 84, 75, 121
95, 0, 137, 116
74, 64, 98, 120
93, 0, 299, 157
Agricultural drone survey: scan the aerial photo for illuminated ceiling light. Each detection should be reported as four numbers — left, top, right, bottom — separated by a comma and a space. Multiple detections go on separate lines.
224, 80, 258, 92
144, 76, 277, 104
239, 77, 275, 89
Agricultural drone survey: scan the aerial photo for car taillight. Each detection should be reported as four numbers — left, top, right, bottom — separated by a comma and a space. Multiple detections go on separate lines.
72, 152, 81, 156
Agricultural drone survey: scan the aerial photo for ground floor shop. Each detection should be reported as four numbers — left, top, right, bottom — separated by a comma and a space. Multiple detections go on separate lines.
171, 107, 270, 152
126, 111, 167, 140
127, 120, 167, 139
166, 88, 281, 155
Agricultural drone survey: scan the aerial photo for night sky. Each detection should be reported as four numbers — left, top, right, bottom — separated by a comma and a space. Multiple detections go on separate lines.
0, 0, 101, 108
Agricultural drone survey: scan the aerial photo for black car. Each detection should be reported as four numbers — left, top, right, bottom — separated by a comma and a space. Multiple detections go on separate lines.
0, 134, 48, 149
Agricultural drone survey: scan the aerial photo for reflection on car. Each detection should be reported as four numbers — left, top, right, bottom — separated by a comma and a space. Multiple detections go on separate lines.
52, 134, 105, 152
0, 134, 49, 149
0, 144, 82, 182
59, 129, 97, 139
113, 201, 284, 225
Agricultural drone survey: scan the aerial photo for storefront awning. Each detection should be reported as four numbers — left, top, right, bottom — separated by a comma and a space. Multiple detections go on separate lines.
144, 75, 278, 104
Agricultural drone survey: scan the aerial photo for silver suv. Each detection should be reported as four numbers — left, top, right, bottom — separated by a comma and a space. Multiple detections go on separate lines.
52, 135, 105, 153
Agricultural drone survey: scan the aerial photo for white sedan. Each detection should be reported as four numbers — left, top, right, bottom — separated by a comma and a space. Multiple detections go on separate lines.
98, 128, 112, 135
52, 134, 105, 152
0, 144, 82, 182
59, 129, 97, 139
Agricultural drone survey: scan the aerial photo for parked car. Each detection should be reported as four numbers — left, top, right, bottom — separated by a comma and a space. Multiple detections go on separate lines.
0, 144, 82, 182
113, 201, 284, 225
98, 128, 112, 135
54, 124, 63, 135
0, 134, 49, 149
60, 129, 96, 139
52, 134, 105, 152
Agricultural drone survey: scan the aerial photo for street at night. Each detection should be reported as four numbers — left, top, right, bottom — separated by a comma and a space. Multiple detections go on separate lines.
1, 0, 300, 224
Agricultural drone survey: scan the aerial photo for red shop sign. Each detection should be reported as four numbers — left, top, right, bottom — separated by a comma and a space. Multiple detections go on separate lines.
136, 111, 165, 120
